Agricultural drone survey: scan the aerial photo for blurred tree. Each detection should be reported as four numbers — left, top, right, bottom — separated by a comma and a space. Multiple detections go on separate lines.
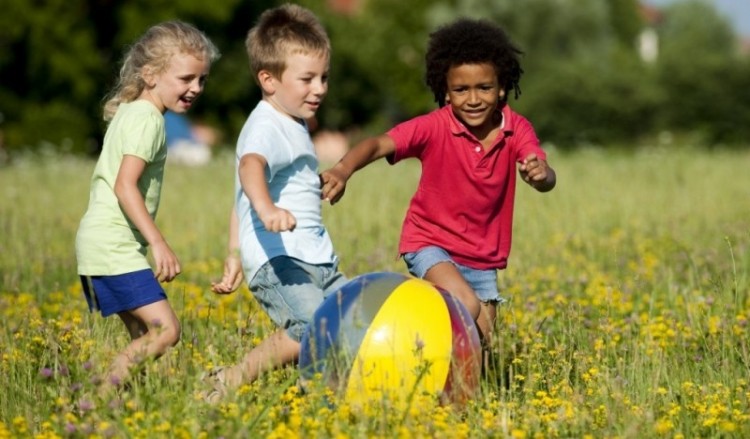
0, 0, 251, 154
524, 52, 663, 145
655, 0, 748, 143
1, 0, 102, 153
0, 0, 746, 153
307, 0, 445, 133
608, 0, 643, 50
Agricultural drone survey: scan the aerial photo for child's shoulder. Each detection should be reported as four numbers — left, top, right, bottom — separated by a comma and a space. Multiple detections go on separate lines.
110, 100, 164, 131
502, 104, 535, 132
404, 105, 452, 126
244, 101, 285, 131
239, 101, 302, 148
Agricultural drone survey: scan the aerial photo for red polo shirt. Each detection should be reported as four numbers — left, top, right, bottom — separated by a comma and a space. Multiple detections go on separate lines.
387, 104, 546, 270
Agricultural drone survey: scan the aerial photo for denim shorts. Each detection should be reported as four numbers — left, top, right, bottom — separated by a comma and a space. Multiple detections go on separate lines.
248, 256, 348, 342
403, 246, 504, 304
80, 269, 167, 317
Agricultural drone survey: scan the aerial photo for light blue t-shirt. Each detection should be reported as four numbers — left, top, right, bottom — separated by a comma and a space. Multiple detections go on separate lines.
235, 100, 337, 281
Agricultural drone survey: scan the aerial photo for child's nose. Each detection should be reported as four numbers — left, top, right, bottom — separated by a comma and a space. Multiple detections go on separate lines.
467, 90, 481, 104
312, 79, 327, 95
191, 78, 204, 93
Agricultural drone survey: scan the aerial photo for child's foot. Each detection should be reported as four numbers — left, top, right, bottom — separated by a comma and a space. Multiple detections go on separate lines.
200, 367, 229, 404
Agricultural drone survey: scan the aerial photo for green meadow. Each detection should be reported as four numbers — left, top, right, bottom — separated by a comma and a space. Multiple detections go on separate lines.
1, 145, 750, 438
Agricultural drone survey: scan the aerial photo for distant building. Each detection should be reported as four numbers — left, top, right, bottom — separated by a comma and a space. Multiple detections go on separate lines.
638, 3, 663, 63
740, 36, 750, 56
327, 0, 360, 15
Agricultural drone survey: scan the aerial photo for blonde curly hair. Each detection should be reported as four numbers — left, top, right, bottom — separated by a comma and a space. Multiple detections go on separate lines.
102, 21, 220, 121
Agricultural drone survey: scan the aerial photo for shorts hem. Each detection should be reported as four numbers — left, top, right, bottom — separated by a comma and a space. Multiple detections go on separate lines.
99, 295, 168, 317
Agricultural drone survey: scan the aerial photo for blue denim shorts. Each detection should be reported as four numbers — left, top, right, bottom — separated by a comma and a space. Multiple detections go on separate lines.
80, 269, 167, 317
248, 256, 348, 342
403, 246, 504, 304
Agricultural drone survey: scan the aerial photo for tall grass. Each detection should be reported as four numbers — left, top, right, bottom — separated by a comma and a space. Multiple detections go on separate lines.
1, 146, 749, 437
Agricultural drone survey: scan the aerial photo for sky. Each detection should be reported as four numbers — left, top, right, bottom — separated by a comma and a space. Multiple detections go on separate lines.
643, 0, 750, 37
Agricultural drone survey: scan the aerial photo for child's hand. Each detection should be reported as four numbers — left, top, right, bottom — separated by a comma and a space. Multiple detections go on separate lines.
211, 254, 244, 294
151, 240, 181, 282
320, 168, 347, 205
258, 205, 297, 232
519, 154, 556, 192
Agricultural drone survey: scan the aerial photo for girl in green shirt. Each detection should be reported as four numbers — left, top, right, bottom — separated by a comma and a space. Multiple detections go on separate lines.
75, 21, 219, 398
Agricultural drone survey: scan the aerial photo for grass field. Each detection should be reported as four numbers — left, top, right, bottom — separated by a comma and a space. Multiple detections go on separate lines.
1, 145, 750, 438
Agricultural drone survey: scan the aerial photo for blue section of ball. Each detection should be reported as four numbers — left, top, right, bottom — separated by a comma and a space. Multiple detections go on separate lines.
298, 272, 408, 380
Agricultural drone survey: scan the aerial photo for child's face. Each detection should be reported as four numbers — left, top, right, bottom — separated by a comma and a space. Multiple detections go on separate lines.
264, 51, 329, 122
445, 62, 504, 133
141, 52, 211, 114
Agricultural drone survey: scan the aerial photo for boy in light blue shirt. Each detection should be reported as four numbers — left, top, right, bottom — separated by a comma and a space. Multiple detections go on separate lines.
205, 4, 346, 402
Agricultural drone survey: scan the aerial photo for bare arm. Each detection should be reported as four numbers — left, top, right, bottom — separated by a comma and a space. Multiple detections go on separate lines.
239, 153, 297, 232
211, 206, 244, 294
320, 134, 396, 204
114, 154, 181, 282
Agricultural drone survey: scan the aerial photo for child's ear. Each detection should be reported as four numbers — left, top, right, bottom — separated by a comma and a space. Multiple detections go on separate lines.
258, 70, 276, 95
141, 66, 157, 88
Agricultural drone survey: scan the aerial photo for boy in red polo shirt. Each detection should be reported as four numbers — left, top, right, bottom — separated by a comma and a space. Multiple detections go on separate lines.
320, 18, 556, 347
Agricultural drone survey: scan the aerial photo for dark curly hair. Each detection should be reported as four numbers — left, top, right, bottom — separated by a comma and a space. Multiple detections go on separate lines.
425, 18, 523, 107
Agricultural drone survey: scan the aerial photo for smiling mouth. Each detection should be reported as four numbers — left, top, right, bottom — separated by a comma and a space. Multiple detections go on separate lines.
464, 108, 486, 116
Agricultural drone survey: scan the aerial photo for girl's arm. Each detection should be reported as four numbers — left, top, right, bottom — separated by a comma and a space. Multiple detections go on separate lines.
320, 134, 396, 204
114, 154, 181, 282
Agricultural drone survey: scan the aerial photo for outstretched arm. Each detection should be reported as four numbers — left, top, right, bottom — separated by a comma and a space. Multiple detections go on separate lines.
115, 154, 181, 282
320, 134, 396, 204
211, 207, 244, 294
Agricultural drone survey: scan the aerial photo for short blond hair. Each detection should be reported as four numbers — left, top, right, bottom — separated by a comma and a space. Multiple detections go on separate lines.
245, 4, 330, 83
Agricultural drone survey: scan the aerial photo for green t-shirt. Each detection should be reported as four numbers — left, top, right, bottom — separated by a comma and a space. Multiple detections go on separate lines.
76, 100, 167, 275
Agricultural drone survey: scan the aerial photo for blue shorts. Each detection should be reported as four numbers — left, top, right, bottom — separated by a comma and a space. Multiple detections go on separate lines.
403, 246, 505, 304
80, 269, 167, 317
248, 257, 348, 342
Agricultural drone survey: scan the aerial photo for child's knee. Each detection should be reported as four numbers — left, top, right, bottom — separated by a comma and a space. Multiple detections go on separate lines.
157, 321, 181, 349
168, 322, 181, 346
453, 287, 481, 319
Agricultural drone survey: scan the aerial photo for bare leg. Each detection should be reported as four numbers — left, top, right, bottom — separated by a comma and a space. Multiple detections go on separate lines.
423, 262, 481, 321
220, 329, 300, 388
118, 312, 149, 340
102, 300, 180, 392
477, 302, 497, 347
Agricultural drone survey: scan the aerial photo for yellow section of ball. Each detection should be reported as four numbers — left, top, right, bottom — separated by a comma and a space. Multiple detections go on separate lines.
345, 278, 453, 406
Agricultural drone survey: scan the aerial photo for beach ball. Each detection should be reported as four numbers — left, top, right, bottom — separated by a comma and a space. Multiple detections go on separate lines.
299, 272, 481, 405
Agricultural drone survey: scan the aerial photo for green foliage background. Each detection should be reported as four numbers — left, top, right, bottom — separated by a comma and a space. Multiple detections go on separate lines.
1, 0, 749, 154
